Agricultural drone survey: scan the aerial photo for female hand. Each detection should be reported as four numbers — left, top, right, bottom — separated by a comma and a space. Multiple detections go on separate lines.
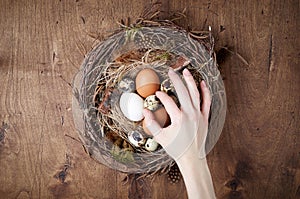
144, 68, 216, 199
143, 68, 211, 161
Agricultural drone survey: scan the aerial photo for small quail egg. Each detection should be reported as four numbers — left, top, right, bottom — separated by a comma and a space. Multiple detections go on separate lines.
118, 77, 135, 93
160, 79, 175, 94
128, 131, 146, 147
144, 95, 160, 111
144, 138, 158, 152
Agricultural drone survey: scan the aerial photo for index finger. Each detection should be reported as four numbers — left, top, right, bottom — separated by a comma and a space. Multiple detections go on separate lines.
156, 91, 181, 125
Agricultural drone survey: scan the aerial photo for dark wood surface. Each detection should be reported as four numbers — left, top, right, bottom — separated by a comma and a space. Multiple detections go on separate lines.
0, 0, 299, 198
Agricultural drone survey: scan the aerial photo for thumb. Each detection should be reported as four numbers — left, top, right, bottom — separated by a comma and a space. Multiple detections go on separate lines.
143, 109, 162, 137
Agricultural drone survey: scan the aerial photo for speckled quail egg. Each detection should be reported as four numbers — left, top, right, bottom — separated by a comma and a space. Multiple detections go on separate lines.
144, 138, 159, 152
160, 78, 175, 94
118, 77, 135, 93
128, 131, 146, 147
144, 95, 160, 111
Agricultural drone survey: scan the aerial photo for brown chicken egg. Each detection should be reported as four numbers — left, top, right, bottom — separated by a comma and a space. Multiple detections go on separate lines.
135, 68, 160, 98
143, 107, 170, 135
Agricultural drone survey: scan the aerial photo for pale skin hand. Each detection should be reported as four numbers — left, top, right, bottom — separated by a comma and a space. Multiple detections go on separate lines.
143, 68, 215, 199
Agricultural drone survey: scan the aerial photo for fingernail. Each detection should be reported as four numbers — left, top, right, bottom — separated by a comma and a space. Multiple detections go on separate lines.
201, 80, 207, 87
183, 68, 192, 76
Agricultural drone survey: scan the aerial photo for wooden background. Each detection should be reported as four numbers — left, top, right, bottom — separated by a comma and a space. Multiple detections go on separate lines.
0, 0, 299, 198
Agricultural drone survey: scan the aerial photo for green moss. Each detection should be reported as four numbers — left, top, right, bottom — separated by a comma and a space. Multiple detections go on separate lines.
111, 145, 134, 163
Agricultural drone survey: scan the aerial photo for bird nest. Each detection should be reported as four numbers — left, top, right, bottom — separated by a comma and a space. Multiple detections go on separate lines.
72, 26, 226, 174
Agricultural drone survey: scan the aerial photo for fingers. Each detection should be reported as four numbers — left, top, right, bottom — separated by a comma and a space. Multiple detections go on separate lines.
156, 91, 181, 124
143, 109, 162, 136
200, 80, 211, 120
168, 68, 193, 112
182, 68, 200, 110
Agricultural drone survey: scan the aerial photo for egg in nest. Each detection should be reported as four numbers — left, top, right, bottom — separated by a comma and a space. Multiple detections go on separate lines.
135, 68, 160, 98
119, 92, 144, 121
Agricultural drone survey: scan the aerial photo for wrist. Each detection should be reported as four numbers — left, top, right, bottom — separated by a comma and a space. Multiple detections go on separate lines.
176, 156, 216, 199
176, 154, 208, 172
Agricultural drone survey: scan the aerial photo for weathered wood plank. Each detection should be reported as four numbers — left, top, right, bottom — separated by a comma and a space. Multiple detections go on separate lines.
0, 0, 299, 198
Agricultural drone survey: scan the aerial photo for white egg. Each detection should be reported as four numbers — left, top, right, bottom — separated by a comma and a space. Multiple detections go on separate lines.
144, 138, 158, 152
119, 93, 144, 121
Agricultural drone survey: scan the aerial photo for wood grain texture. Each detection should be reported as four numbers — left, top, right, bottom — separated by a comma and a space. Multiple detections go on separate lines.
0, 0, 299, 199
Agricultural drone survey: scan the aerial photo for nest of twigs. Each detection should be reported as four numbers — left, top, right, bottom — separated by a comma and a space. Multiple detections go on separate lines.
72, 10, 226, 174
94, 48, 202, 146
